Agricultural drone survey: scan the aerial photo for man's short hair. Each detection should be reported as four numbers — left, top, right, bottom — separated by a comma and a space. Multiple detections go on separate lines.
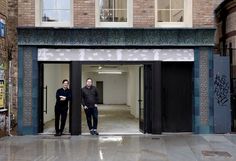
62, 79, 69, 84
86, 78, 93, 82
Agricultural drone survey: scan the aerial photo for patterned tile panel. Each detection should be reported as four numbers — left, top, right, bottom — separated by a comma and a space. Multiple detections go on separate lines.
22, 48, 33, 126
199, 49, 209, 125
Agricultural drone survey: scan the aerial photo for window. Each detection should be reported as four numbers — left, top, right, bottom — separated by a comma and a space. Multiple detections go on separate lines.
156, 0, 192, 27
96, 0, 133, 27
38, 0, 72, 27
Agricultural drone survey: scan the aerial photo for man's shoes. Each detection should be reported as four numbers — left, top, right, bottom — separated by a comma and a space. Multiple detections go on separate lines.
93, 130, 99, 135
54, 132, 61, 136
90, 130, 95, 135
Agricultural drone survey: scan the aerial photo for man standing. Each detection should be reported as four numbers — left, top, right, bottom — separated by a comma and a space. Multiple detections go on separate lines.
54, 79, 71, 136
82, 78, 99, 135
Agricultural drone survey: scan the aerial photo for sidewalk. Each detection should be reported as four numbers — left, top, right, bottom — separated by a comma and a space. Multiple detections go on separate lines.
0, 134, 236, 161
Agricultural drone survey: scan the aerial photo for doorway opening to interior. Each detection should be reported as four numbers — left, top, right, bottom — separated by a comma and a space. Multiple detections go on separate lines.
81, 64, 145, 135
39, 63, 71, 135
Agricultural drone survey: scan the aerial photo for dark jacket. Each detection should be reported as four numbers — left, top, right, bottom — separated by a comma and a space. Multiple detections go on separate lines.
55, 88, 71, 107
81, 86, 99, 108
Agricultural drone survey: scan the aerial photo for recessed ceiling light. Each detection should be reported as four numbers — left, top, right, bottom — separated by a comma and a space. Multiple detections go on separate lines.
98, 71, 122, 74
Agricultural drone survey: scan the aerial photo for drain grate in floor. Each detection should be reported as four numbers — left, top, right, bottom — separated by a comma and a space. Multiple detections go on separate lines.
152, 137, 160, 140
202, 150, 232, 158
39, 135, 71, 140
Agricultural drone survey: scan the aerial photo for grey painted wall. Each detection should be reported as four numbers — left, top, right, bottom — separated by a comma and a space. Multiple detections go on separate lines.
214, 55, 231, 133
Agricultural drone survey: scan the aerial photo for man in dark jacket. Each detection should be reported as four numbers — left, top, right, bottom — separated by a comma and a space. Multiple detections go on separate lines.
54, 79, 71, 136
82, 78, 99, 135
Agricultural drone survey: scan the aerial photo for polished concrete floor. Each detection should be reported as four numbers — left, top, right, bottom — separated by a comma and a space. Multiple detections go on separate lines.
43, 105, 140, 134
0, 134, 236, 161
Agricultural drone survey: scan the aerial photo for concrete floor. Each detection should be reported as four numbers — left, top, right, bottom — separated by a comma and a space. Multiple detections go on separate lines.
0, 134, 236, 161
43, 105, 140, 135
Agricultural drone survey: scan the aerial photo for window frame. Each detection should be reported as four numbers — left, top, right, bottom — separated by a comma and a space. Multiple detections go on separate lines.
36, 0, 73, 27
95, 0, 133, 28
155, 0, 192, 28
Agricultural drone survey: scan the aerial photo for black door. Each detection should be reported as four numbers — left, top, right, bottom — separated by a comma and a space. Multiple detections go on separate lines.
162, 62, 193, 132
38, 63, 44, 133
96, 81, 103, 104
139, 63, 162, 134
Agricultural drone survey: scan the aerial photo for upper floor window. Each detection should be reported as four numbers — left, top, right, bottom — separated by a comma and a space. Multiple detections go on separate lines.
96, 0, 133, 27
156, 0, 192, 27
39, 0, 72, 27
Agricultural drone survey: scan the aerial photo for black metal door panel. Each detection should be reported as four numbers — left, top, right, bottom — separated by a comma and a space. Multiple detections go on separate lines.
162, 62, 193, 132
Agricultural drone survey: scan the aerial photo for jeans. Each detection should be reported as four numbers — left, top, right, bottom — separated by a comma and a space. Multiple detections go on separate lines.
55, 106, 68, 133
84, 107, 98, 130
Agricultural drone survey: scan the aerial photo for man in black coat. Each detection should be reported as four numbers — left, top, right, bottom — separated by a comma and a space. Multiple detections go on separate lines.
82, 78, 99, 135
54, 79, 71, 136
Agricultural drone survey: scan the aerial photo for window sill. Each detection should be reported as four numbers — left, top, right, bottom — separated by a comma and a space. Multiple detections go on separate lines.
37, 22, 73, 28
96, 22, 132, 28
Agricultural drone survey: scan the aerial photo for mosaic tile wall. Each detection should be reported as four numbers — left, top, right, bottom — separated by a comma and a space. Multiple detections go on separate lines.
18, 28, 215, 47
194, 47, 214, 134
17, 47, 38, 135
22, 48, 33, 126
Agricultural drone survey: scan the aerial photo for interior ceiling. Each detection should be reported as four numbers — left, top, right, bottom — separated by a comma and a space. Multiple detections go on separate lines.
83, 65, 141, 73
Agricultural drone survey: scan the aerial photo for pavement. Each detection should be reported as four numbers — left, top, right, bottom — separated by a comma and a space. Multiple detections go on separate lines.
0, 134, 236, 161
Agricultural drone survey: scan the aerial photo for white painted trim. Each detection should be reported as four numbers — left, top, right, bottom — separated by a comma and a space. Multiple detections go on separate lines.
35, 0, 40, 26
38, 49, 194, 62
95, 0, 133, 28
155, 0, 192, 28
35, 0, 73, 27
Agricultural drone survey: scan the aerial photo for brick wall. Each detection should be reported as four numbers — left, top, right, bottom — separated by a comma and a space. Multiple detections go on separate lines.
193, 0, 214, 27
0, 0, 19, 134
18, 0, 35, 26
226, 12, 236, 34
8, 0, 18, 118
74, 0, 95, 27
0, 0, 7, 16
17, 0, 223, 28
133, 0, 155, 28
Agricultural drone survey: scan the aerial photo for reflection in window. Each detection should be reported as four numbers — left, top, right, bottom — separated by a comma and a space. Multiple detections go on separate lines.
157, 0, 184, 22
99, 0, 127, 22
42, 0, 71, 23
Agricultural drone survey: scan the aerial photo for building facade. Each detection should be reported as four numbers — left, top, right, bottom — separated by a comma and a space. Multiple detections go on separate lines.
16, 0, 226, 135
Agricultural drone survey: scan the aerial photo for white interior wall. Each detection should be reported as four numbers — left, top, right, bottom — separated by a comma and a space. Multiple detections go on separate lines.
82, 65, 140, 118
127, 66, 140, 118
44, 64, 69, 123
82, 71, 127, 104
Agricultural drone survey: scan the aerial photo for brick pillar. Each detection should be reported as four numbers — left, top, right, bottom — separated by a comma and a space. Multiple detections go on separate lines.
74, 0, 95, 27
133, 0, 155, 28
18, 0, 35, 27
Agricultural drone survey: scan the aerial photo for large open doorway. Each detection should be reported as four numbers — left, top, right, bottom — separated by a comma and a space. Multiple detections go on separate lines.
81, 64, 144, 134
37, 61, 195, 135
39, 63, 71, 134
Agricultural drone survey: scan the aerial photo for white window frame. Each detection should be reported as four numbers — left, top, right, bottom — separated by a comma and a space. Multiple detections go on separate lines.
155, 0, 192, 28
35, 0, 73, 27
95, 0, 133, 28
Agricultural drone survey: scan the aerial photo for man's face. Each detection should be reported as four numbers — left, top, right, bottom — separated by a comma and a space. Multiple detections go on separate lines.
86, 79, 92, 87
63, 81, 69, 89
